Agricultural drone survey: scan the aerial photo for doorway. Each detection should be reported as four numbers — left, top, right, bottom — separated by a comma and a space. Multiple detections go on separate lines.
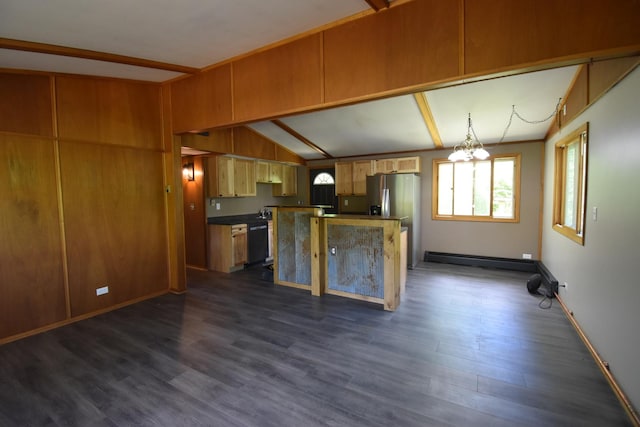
309, 167, 338, 214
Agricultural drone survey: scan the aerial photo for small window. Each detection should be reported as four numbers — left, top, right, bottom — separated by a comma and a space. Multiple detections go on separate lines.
432, 154, 520, 222
313, 172, 335, 185
553, 123, 588, 245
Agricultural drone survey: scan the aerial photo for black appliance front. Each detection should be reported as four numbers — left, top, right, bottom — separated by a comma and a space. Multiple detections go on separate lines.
247, 223, 269, 265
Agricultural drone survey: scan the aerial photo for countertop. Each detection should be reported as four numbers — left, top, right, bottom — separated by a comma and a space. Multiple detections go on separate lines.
207, 213, 271, 226
314, 214, 408, 221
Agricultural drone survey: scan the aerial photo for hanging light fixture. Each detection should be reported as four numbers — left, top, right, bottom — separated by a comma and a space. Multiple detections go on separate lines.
448, 113, 490, 162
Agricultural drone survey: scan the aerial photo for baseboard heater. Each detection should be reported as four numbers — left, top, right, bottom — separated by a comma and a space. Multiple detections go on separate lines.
423, 251, 558, 295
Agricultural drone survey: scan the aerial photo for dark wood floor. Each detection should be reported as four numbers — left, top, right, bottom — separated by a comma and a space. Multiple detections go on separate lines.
0, 262, 631, 426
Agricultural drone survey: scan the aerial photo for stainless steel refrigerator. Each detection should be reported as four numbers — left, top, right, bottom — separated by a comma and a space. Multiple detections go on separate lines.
366, 173, 421, 268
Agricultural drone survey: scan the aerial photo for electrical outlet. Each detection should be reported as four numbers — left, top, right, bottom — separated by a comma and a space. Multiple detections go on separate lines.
344, 199, 349, 206
330, 247, 337, 256
216, 202, 220, 210
592, 207, 598, 221
563, 282, 569, 291
522, 253, 532, 259
96, 286, 109, 296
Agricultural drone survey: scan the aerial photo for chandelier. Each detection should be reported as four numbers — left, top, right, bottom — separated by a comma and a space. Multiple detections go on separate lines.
448, 113, 489, 162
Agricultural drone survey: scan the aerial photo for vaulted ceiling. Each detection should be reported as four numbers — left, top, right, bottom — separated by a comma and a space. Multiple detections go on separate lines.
0, 0, 577, 160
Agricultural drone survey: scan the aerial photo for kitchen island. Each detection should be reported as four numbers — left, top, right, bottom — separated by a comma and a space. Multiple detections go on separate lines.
310, 214, 407, 311
271, 206, 407, 311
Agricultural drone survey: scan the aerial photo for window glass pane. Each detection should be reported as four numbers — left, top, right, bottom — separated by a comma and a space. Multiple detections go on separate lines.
493, 158, 515, 218
438, 163, 453, 215
473, 161, 491, 216
564, 142, 579, 228
453, 162, 473, 215
313, 172, 335, 185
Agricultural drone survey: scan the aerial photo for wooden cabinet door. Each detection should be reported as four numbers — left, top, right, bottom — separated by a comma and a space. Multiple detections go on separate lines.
234, 159, 256, 196
269, 163, 283, 183
374, 158, 397, 174
352, 160, 373, 195
256, 161, 270, 183
282, 165, 297, 196
232, 228, 248, 266
216, 156, 235, 197
335, 162, 353, 195
395, 156, 421, 173
274, 165, 297, 196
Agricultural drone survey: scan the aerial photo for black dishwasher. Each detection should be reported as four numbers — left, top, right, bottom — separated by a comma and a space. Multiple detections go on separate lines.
247, 222, 269, 265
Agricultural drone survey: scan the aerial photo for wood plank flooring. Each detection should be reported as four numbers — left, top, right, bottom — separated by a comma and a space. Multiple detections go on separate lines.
0, 262, 631, 426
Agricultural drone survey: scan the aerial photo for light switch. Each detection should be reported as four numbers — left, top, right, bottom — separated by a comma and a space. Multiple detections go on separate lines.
592, 207, 598, 221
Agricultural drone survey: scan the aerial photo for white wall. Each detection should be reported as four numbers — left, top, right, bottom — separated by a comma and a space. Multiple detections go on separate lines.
542, 65, 640, 411
419, 141, 544, 259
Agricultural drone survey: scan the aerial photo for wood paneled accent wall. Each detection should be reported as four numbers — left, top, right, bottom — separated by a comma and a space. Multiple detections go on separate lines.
463, 0, 640, 74
547, 56, 640, 137
323, 0, 460, 102
171, 64, 233, 134
170, 0, 640, 133
233, 34, 323, 122
0, 71, 170, 343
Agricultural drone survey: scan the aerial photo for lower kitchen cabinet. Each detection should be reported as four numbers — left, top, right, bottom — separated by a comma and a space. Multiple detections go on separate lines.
208, 223, 247, 273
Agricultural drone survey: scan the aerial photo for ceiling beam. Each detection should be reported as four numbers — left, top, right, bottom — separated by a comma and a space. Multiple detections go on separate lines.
364, 0, 390, 12
413, 92, 443, 149
0, 37, 199, 75
271, 120, 334, 159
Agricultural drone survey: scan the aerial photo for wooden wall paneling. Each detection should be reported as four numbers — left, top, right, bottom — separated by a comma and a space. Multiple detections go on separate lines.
232, 34, 323, 122
464, 0, 640, 75
56, 76, 162, 149
171, 64, 233, 133
275, 144, 305, 165
232, 126, 276, 160
180, 129, 233, 153
161, 85, 186, 294
323, 0, 460, 102
0, 73, 53, 137
59, 141, 169, 317
589, 56, 640, 104
563, 65, 589, 127
0, 135, 67, 339
182, 156, 207, 269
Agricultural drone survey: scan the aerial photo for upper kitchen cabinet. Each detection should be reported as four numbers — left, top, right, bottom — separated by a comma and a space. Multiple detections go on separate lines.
374, 156, 421, 175
324, 0, 459, 103
207, 156, 256, 198
0, 73, 53, 137
233, 34, 323, 122
256, 161, 283, 184
56, 76, 162, 149
335, 160, 374, 196
171, 64, 233, 133
272, 164, 297, 197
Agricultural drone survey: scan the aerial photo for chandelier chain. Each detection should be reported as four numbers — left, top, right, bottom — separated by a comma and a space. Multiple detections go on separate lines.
498, 97, 562, 143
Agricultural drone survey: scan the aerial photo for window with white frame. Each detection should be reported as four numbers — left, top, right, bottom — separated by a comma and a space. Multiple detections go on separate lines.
432, 154, 520, 222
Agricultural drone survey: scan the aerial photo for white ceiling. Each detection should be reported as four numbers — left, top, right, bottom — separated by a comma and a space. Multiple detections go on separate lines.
0, 0, 578, 160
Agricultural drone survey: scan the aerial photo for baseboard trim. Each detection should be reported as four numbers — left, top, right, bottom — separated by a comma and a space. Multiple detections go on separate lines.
556, 294, 640, 427
424, 251, 537, 271
423, 251, 558, 295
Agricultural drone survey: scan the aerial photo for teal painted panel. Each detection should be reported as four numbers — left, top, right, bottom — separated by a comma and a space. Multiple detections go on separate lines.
327, 225, 384, 298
